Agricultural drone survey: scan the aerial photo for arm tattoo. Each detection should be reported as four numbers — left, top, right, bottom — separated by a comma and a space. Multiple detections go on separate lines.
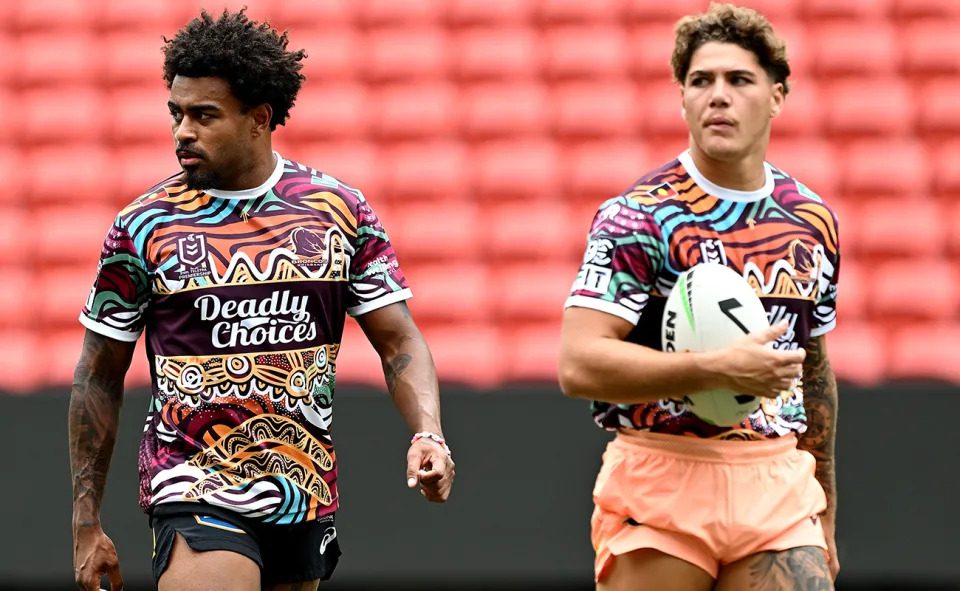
384, 353, 413, 396
799, 336, 838, 519
745, 547, 833, 590
69, 331, 134, 528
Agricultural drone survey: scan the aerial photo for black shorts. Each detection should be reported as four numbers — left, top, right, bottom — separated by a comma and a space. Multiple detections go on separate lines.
149, 502, 341, 586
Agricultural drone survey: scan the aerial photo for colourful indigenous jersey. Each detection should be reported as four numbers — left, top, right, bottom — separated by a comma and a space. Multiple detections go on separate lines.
565, 150, 840, 440
80, 154, 411, 523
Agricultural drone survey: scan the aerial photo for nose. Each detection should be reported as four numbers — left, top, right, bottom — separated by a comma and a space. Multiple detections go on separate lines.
173, 117, 196, 144
709, 79, 731, 108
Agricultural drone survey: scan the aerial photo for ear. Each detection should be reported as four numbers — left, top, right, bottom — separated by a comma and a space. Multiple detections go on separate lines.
770, 82, 785, 119
249, 103, 273, 137
680, 84, 687, 120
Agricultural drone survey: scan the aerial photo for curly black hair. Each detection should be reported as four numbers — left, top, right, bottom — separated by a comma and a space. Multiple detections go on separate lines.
162, 8, 307, 130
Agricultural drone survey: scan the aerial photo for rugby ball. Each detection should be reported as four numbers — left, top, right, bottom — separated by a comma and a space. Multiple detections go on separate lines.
661, 263, 770, 426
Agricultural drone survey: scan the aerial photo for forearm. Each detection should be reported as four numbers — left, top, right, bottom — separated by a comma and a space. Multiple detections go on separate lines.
797, 337, 838, 523
69, 334, 130, 529
559, 337, 724, 404
380, 332, 442, 436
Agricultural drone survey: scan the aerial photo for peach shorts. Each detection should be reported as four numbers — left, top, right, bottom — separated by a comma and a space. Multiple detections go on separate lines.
591, 430, 827, 581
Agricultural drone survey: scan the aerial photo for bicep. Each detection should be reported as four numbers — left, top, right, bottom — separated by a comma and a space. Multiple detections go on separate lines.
353, 302, 421, 357
75, 329, 138, 382
560, 307, 635, 358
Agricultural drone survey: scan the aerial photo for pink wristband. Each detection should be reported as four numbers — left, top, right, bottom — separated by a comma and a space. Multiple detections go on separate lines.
411, 431, 452, 457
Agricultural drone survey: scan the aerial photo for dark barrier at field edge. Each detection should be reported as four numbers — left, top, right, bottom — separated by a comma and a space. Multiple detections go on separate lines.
0, 383, 958, 589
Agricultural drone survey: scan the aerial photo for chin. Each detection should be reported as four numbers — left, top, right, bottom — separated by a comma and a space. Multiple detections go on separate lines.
183, 168, 221, 191
695, 137, 748, 162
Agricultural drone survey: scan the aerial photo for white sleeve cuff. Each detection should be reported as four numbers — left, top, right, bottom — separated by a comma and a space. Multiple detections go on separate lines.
79, 314, 143, 342
563, 295, 641, 325
347, 288, 413, 317
809, 319, 837, 337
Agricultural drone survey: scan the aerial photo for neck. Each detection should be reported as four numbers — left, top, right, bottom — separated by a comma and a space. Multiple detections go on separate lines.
221, 145, 276, 191
688, 141, 767, 192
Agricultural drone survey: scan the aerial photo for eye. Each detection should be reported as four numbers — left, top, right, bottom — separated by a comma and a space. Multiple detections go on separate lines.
197, 112, 213, 120
170, 110, 183, 122
731, 75, 751, 85
690, 77, 709, 87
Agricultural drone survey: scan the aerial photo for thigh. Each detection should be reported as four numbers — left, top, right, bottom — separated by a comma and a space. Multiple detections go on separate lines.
714, 546, 833, 591
159, 532, 261, 591
598, 548, 714, 591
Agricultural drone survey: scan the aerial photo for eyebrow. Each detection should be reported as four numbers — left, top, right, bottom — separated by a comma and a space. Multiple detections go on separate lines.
167, 100, 222, 112
688, 69, 758, 78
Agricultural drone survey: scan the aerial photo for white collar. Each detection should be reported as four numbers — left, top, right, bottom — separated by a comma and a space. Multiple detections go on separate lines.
204, 152, 284, 200
678, 149, 773, 203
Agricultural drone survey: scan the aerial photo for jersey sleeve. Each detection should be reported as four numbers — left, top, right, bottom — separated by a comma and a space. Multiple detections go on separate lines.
345, 199, 412, 316
810, 208, 840, 337
564, 198, 666, 325
79, 215, 151, 342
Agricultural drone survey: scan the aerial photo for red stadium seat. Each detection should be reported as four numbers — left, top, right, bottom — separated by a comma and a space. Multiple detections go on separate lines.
0, 332, 44, 393
564, 140, 648, 202
841, 140, 930, 196
472, 139, 561, 200
828, 198, 858, 256
26, 145, 111, 203
892, 0, 960, 18
272, 0, 356, 27
447, 0, 536, 26
381, 141, 470, 201
460, 83, 550, 138
13, 0, 95, 31
501, 322, 561, 382
834, 258, 865, 322
629, 23, 679, 81
454, 28, 541, 81
824, 78, 916, 137
16, 33, 99, 87
641, 81, 687, 136
115, 144, 180, 203
37, 266, 98, 331
903, 21, 960, 76
624, 0, 713, 22
825, 322, 886, 385
949, 204, 960, 255
417, 322, 503, 387
402, 263, 491, 321
803, 0, 894, 19
363, 28, 450, 82
772, 82, 825, 137
856, 200, 945, 257
295, 29, 361, 83
766, 139, 840, 198
536, 0, 627, 23
552, 82, 640, 138
0, 207, 29, 267
810, 22, 900, 76
491, 263, 576, 320
357, 0, 445, 26
872, 259, 959, 321
108, 86, 173, 144
281, 84, 371, 140
99, 0, 182, 31
289, 142, 384, 198
0, 146, 24, 204
774, 21, 814, 77
888, 322, 960, 382
387, 201, 480, 262
102, 33, 167, 85
0, 35, 14, 83
919, 79, 960, 137
22, 87, 104, 144
371, 83, 458, 140
542, 26, 630, 80
0, 267, 35, 331
41, 328, 88, 388
934, 140, 960, 196
34, 206, 117, 266
485, 200, 581, 262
